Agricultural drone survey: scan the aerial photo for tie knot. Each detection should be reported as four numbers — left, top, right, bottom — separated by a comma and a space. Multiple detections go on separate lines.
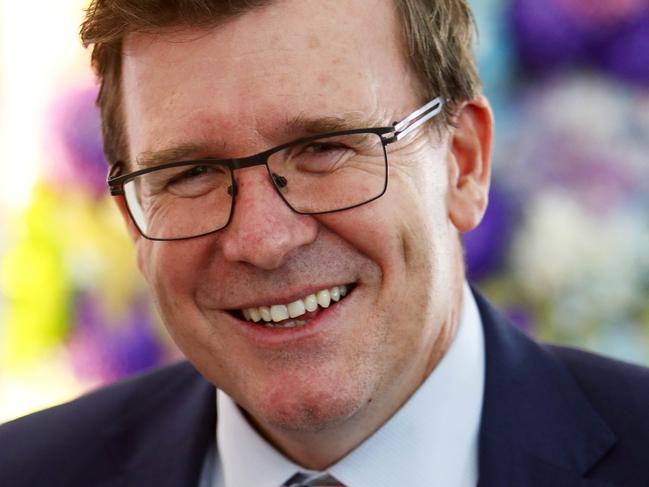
282, 471, 346, 486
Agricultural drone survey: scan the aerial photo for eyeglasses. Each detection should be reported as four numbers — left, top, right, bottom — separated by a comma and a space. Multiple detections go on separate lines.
107, 97, 444, 241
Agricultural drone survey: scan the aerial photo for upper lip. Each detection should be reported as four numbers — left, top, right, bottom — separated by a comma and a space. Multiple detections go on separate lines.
224, 282, 356, 310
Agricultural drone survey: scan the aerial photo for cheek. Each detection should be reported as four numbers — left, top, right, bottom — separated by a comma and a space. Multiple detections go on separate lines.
316, 206, 399, 282
137, 239, 203, 311
137, 240, 230, 366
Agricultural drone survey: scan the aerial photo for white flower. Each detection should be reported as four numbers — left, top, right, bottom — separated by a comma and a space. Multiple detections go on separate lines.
511, 190, 649, 325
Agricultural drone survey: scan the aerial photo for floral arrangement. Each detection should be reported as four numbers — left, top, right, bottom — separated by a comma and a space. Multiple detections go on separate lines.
1, 84, 177, 402
466, 0, 649, 363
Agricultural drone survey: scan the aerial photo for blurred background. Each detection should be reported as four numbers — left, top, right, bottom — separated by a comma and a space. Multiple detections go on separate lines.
1, 0, 648, 423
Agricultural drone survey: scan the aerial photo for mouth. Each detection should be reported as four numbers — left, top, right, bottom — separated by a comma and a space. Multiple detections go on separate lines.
232, 283, 356, 329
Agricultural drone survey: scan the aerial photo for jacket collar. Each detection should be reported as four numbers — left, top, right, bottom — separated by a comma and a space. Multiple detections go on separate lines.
474, 290, 617, 486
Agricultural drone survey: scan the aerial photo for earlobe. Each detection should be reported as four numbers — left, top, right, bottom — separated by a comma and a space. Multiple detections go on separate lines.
447, 95, 493, 233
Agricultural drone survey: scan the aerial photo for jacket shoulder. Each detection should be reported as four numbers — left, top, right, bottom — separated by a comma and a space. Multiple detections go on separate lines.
0, 361, 206, 485
546, 344, 649, 421
546, 344, 649, 478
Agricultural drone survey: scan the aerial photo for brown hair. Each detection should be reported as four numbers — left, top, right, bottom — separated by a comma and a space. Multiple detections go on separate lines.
80, 0, 481, 166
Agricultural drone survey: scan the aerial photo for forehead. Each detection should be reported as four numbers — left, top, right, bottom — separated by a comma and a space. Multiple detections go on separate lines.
121, 0, 422, 160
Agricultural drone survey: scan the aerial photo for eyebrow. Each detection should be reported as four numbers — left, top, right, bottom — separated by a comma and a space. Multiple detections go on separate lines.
133, 113, 390, 169
285, 112, 389, 136
135, 143, 212, 168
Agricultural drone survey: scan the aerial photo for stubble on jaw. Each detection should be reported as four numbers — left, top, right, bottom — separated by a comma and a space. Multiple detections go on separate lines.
240, 352, 386, 468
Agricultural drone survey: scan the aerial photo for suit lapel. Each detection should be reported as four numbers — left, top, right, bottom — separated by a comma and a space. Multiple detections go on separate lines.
474, 290, 617, 487
99, 364, 216, 487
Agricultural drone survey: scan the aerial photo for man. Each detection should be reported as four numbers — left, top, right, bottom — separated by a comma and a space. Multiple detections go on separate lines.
1, 1, 648, 486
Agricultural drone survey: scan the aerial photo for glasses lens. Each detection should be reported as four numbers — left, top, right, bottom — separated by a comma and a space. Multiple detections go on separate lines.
267, 132, 387, 214
124, 162, 233, 240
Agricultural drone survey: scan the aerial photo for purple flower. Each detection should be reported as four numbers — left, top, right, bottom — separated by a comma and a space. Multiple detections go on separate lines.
68, 293, 165, 384
465, 184, 519, 280
47, 84, 108, 198
509, 0, 649, 87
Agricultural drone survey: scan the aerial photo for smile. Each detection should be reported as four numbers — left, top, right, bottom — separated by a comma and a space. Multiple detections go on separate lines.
240, 284, 352, 329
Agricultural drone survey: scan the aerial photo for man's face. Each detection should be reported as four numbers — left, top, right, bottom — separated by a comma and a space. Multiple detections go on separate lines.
121, 0, 486, 443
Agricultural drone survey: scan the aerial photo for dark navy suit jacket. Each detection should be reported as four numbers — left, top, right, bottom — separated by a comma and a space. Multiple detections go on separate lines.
1, 292, 648, 486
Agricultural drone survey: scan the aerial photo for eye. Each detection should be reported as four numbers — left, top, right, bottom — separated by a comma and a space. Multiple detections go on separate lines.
302, 142, 346, 154
169, 165, 212, 184
165, 164, 229, 197
290, 141, 354, 174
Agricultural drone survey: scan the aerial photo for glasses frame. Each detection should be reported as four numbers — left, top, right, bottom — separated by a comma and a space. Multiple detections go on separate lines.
107, 97, 444, 241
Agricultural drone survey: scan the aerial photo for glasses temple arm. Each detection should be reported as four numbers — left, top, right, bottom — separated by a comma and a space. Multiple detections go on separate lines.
107, 162, 127, 195
391, 97, 444, 141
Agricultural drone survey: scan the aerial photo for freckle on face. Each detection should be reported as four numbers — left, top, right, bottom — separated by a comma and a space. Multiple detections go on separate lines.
308, 34, 321, 49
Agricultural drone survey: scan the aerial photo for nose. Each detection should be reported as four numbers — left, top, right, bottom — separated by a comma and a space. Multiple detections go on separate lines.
218, 167, 318, 269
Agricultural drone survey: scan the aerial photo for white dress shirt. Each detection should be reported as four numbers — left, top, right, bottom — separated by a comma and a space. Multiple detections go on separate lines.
200, 282, 485, 487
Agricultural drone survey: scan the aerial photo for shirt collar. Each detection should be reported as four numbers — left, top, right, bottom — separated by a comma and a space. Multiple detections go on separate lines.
216, 282, 485, 487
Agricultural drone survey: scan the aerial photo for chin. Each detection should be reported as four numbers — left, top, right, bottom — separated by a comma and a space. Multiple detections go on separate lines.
247, 366, 376, 435
256, 390, 364, 434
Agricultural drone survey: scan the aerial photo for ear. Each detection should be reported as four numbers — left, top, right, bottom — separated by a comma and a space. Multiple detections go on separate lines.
446, 95, 493, 233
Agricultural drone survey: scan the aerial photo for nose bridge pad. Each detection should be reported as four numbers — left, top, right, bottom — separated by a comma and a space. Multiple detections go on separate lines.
229, 167, 292, 224
271, 172, 288, 189
227, 180, 238, 197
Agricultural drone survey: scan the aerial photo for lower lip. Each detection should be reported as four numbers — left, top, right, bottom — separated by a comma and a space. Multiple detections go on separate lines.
235, 288, 355, 348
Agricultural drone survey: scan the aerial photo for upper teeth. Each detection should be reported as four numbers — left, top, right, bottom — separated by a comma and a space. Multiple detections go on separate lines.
242, 285, 349, 323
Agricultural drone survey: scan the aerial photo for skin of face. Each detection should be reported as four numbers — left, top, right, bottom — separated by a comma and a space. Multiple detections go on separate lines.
118, 0, 492, 469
